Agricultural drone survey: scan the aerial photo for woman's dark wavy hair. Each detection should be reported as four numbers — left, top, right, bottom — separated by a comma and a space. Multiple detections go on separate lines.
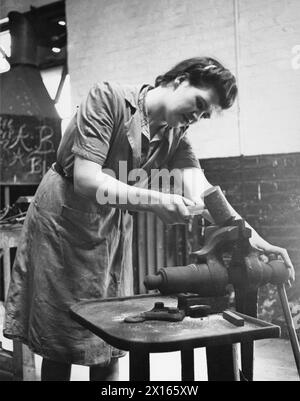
155, 57, 237, 110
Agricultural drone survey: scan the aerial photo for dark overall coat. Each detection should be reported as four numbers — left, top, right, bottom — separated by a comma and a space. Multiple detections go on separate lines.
4, 82, 199, 365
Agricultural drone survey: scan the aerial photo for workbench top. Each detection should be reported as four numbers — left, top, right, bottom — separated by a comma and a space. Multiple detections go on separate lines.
70, 294, 280, 353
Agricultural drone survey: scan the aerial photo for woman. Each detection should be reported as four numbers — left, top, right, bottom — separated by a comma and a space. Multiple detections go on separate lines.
4, 57, 294, 381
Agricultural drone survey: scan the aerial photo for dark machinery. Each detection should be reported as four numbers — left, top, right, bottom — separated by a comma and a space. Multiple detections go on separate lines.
144, 186, 300, 380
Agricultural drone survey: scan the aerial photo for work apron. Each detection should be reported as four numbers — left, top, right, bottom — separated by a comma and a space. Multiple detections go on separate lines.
4, 165, 132, 365
3, 83, 184, 365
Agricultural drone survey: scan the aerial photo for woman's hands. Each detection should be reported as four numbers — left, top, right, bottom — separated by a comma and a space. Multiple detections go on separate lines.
151, 193, 197, 225
250, 232, 295, 282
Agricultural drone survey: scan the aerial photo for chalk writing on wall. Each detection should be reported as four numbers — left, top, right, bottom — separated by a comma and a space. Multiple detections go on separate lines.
0, 115, 61, 184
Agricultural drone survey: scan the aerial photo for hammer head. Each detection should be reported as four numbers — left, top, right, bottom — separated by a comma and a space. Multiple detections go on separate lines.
204, 186, 235, 226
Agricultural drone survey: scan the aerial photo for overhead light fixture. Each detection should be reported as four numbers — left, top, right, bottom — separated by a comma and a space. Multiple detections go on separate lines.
52, 47, 61, 53
58, 20, 66, 26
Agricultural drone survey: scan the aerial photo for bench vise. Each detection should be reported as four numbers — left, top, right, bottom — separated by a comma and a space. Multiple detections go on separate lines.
144, 217, 289, 295
144, 186, 299, 379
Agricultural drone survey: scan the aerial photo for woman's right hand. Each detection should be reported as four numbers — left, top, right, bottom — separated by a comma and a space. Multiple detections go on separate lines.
150, 193, 196, 225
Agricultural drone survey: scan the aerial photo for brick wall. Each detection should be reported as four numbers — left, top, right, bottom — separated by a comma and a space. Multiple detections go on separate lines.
66, 0, 241, 157
237, 0, 300, 156
201, 153, 300, 265
1, 0, 299, 156
201, 152, 300, 329
66, 0, 237, 98
66, 0, 300, 158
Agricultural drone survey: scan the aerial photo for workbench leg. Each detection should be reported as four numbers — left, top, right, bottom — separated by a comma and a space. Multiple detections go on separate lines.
181, 348, 194, 381
129, 349, 150, 381
235, 288, 258, 381
12, 341, 36, 381
3, 186, 12, 299
206, 344, 240, 381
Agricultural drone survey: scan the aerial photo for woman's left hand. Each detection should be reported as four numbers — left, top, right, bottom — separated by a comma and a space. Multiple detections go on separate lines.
250, 235, 295, 283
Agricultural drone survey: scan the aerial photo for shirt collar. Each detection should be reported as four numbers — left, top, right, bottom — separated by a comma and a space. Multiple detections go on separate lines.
138, 85, 152, 141
123, 83, 150, 112
133, 83, 189, 146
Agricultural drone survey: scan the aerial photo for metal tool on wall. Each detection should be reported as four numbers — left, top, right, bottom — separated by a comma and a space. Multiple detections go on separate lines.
144, 186, 300, 379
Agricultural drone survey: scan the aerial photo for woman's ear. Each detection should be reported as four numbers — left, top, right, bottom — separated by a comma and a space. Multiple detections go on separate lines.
173, 74, 189, 88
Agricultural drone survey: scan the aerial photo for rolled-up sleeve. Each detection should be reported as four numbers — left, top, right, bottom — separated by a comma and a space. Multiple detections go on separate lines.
168, 136, 201, 170
72, 82, 116, 165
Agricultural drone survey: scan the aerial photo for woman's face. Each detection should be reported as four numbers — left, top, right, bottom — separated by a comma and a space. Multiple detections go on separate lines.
163, 80, 220, 128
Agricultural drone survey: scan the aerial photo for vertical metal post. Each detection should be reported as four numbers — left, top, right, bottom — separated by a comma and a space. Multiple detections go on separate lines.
277, 284, 300, 377
233, 0, 243, 155
137, 212, 147, 294
3, 186, 11, 299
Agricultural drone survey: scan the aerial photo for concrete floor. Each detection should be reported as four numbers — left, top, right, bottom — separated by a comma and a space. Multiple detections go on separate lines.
61, 338, 300, 381
1, 336, 299, 381
0, 302, 299, 381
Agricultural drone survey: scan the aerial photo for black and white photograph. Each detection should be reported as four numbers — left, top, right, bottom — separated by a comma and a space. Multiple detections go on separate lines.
0, 0, 299, 385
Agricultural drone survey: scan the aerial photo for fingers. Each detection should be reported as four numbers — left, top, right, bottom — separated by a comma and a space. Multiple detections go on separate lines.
271, 246, 295, 282
156, 195, 211, 225
169, 195, 193, 222
181, 196, 199, 207
158, 195, 195, 224
172, 200, 191, 223
249, 241, 295, 284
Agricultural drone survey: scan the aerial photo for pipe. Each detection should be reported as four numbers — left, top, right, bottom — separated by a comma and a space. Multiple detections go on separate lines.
8, 11, 37, 67
233, 0, 242, 155
277, 284, 300, 378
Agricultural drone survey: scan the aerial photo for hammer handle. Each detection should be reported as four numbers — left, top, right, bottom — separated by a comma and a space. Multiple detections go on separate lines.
186, 205, 204, 216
